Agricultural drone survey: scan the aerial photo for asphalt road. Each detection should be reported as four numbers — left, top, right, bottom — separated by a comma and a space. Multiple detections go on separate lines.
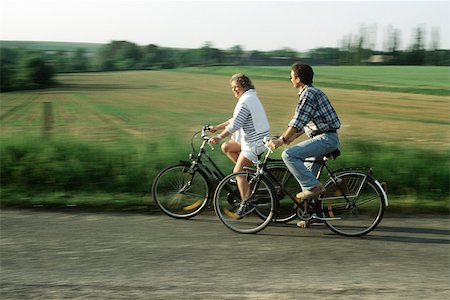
1, 209, 449, 299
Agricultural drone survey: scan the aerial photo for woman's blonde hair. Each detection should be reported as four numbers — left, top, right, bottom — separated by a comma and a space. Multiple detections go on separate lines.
230, 73, 255, 90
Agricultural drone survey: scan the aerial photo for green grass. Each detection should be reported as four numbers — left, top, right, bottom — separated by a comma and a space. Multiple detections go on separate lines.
1, 67, 449, 212
1, 134, 448, 213
174, 66, 450, 95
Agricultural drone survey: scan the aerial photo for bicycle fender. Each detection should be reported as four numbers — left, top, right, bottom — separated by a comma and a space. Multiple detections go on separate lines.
364, 173, 388, 207
327, 171, 389, 207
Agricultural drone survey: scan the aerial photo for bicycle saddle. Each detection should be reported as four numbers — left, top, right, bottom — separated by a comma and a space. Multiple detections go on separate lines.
324, 149, 340, 160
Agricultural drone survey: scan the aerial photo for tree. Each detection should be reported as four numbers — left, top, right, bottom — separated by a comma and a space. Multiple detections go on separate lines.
96, 41, 142, 71
199, 42, 223, 66
385, 25, 401, 64
227, 45, 244, 65
23, 54, 54, 88
54, 50, 71, 73
408, 26, 426, 65
0, 48, 20, 91
71, 48, 89, 72
306, 47, 340, 65
142, 44, 162, 69
97, 45, 115, 71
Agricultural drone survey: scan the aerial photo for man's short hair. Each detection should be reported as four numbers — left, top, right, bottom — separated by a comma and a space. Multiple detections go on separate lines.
292, 62, 314, 85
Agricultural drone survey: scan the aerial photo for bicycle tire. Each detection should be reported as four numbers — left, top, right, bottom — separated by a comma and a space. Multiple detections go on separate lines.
213, 171, 277, 234
152, 163, 211, 219
255, 165, 297, 223
318, 172, 386, 236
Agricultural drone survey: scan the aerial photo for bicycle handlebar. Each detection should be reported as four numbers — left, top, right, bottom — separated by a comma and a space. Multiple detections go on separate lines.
263, 136, 274, 154
201, 125, 210, 139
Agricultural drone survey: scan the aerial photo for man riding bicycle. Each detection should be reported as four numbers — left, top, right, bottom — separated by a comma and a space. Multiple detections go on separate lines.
269, 63, 341, 203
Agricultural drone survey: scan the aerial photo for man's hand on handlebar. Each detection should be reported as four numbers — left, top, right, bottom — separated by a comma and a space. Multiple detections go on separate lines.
268, 137, 284, 150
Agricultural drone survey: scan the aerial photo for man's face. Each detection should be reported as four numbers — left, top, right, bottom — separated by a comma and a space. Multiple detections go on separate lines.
290, 70, 301, 89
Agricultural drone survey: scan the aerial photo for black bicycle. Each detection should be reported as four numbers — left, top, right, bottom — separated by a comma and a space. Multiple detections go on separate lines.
213, 138, 388, 236
152, 126, 298, 221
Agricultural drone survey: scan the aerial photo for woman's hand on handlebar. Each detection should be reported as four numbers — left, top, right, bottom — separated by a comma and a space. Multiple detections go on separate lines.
208, 125, 218, 133
208, 136, 222, 144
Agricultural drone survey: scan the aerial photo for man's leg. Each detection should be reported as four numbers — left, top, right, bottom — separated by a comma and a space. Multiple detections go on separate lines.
282, 134, 338, 191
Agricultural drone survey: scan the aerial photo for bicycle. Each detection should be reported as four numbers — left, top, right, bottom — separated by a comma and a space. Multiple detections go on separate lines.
152, 126, 299, 221
213, 137, 388, 236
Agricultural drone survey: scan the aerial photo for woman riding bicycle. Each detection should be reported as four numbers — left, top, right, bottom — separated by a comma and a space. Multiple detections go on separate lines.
208, 73, 270, 217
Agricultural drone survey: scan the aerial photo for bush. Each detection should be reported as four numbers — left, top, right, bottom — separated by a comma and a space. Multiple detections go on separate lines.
1, 136, 448, 202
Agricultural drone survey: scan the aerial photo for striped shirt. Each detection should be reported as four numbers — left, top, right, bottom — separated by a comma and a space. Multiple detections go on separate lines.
226, 89, 270, 144
288, 85, 341, 137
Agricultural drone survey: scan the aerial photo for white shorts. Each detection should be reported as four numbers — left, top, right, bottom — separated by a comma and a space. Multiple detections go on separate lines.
241, 140, 267, 163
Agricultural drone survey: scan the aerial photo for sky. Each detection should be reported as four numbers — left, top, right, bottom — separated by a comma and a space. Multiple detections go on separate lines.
0, 0, 449, 52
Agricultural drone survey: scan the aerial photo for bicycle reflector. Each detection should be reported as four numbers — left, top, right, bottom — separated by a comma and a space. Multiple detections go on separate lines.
183, 200, 203, 211
381, 182, 388, 192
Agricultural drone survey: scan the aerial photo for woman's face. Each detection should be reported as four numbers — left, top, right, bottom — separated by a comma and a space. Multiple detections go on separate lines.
230, 80, 244, 98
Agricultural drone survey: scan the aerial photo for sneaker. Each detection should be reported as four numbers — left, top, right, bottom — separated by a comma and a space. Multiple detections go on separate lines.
228, 178, 237, 185
296, 218, 324, 228
235, 200, 256, 219
295, 184, 326, 202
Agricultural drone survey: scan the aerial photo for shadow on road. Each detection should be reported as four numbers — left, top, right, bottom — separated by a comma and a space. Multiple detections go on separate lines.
189, 217, 450, 245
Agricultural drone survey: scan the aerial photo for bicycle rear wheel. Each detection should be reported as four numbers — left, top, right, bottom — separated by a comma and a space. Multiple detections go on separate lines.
152, 163, 211, 219
214, 171, 276, 234
319, 172, 386, 236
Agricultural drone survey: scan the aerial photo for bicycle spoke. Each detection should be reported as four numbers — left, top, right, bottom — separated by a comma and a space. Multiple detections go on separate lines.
153, 164, 210, 219
214, 171, 276, 234
319, 172, 385, 236
264, 165, 298, 223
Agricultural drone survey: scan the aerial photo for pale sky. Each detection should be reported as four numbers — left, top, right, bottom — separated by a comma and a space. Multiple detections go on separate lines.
0, 0, 449, 52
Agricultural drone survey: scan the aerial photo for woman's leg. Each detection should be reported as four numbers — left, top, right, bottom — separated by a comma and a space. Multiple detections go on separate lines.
233, 153, 254, 201
221, 140, 241, 163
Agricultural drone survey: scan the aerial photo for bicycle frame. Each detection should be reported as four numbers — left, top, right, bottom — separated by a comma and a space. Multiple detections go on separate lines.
251, 141, 384, 217
176, 127, 228, 204
184, 133, 226, 184
214, 138, 388, 235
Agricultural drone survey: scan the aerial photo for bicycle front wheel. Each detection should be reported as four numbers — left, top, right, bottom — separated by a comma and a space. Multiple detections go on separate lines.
152, 163, 211, 219
214, 171, 277, 234
319, 172, 386, 236
264, 165, 298, 223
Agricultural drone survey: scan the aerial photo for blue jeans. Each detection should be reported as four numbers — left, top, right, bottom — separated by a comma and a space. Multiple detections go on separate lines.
281, 132, 340, 191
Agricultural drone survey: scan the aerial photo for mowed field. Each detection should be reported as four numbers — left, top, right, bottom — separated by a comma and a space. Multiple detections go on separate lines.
1, 66, 449, 153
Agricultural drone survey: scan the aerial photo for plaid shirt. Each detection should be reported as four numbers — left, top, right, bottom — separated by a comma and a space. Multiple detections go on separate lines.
288, 85, 341, 137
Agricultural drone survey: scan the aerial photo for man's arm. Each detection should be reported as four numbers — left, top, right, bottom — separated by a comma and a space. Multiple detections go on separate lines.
281, 126, 304, 143
269, 126, 304, 149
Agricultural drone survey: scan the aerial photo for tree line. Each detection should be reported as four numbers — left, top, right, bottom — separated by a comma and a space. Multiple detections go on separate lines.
1, 26, 449, 92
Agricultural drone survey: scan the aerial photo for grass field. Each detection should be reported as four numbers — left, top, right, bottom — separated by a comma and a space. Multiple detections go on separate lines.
1, 66, 448, 149
1, 66, 449, 210
174, 66, 450, 96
